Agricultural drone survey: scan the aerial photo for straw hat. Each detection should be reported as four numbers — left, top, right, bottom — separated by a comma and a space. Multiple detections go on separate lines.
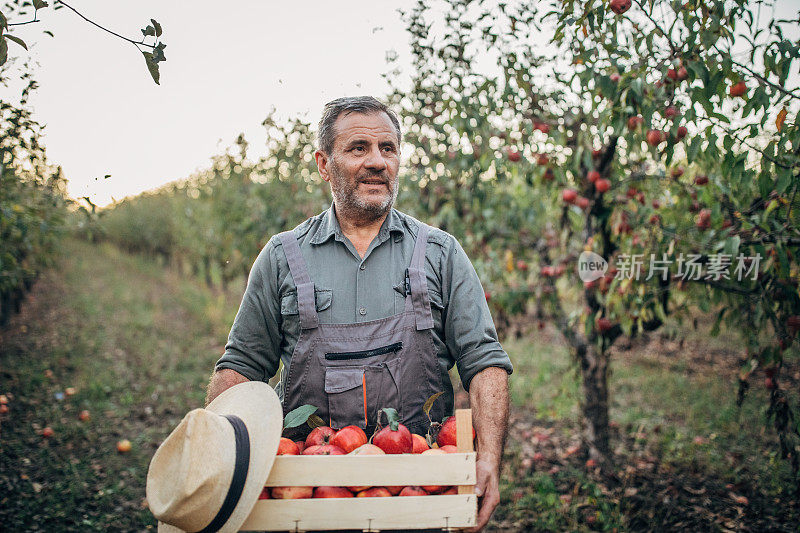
146, 381, 282, 532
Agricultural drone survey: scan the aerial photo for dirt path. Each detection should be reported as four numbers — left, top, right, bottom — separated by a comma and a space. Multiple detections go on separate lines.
0, 239, 238, 531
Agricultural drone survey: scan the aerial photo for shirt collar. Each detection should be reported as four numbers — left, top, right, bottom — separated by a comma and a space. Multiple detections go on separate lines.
310, 202, 405, 245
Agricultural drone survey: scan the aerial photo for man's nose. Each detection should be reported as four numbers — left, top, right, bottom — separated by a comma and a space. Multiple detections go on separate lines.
364, 145, 388, 171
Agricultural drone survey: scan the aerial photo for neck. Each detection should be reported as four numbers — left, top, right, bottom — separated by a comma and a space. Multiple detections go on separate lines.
334, 203, 389, 242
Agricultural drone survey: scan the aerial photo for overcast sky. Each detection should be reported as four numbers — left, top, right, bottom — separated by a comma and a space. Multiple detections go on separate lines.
4, 1, 798, 207
8, 1, 415, 206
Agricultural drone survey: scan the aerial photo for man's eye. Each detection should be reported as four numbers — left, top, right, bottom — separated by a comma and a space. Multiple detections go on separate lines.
353, 146, 365, 152
383, 146, 396, 153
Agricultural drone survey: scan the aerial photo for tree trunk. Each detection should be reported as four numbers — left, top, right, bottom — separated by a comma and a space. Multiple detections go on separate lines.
578, 343, 611, 461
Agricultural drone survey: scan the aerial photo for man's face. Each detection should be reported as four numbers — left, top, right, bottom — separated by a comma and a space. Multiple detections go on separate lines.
317, 111, 400, 222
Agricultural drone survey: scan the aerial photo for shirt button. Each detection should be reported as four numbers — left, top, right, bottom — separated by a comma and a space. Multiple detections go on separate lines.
359, 307, 367, 316
360, 264, 366, 270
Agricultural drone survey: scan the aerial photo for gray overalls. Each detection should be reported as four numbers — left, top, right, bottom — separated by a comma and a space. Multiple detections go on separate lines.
277, 223, 447, 438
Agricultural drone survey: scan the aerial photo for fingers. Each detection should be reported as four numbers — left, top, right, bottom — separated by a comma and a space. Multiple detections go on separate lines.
468, 462, 500, 532
469, 489, 500, 532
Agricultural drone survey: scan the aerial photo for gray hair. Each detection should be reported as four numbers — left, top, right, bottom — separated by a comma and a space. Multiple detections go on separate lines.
317, 96, 402, 155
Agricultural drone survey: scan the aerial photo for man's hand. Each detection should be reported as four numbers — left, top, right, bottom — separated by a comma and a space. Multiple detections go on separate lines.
472, 458, 501, 532
205, 368, 250, 406
467, 366, 509, 532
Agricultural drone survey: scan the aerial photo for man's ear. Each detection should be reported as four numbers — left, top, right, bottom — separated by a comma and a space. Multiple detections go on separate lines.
315, 150, 331, 183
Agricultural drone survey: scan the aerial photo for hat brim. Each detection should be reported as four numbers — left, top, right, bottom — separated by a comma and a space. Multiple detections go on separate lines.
158, 381, 282, 533
206, 381, 282, 533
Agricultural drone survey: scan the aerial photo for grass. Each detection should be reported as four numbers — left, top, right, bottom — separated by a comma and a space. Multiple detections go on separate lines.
0, 237, 797, 531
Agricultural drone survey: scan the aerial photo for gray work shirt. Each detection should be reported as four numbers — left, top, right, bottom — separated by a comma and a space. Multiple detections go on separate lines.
215, 204, 513, 397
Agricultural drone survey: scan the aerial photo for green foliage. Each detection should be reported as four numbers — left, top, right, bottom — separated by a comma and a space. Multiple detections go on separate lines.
88, 0, 799, 475
0, 69, 68, 325
0, 1, 166, 84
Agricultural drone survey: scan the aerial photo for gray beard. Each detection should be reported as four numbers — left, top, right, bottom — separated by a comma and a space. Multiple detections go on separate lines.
328, 158, 399, 224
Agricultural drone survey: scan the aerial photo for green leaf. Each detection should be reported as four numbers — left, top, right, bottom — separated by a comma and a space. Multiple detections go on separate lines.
142, 51, 160, 84
4, 34, 27, 50
32, 0, 48, 9
0, 11, 7, 32
151, 18, 162, 37
141, 25, 156, 37
283, 404, 318, 429
153, 42, 166, 62
381, 407, 400, 431
307, 414, 325, 429
0, 36, 7, 66
423, 392, 444, 417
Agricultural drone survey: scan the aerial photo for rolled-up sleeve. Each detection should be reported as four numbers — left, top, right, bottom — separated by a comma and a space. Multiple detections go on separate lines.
441, 236, 513, 391
215, 239, 282, 381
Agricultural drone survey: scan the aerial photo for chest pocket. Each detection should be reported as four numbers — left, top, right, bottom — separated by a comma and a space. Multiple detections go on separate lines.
281, 288, 332, 316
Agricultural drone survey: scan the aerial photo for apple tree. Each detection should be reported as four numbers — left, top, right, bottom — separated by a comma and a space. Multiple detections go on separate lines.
389, 0, 800, 472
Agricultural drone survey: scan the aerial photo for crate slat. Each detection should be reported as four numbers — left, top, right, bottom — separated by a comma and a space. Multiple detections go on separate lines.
241, 494, 477, 531
265, 453, 476, 487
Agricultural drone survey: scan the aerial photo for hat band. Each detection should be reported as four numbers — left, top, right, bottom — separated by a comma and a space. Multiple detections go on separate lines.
198, 414, 250, 533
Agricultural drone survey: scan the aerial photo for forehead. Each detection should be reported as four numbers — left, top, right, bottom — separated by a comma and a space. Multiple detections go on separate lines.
333, 111, 397, 147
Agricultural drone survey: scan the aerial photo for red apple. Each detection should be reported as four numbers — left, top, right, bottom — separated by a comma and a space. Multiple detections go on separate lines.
729, 81, 747, 97
646, 129, 664, 146
350, 443, 385, 455
562, 189, 578, 203
506, 148, 521, 162
627, 115, 643, 130
116, 439, 132, 453
400, 486, 429, 496
386, 486, 404, 495
543, 167, 555, 181
313, 486, 354, 498
595, 178, 611, 193
667, 68, 678, 81
696, 209, 711, 230
576, 197, 590, 210
303, 444, 345, 455
294, 440, 306, 454
305, 426, 335, 447
610, 73, 621, 83
609, 0, 632, 15
596, 318, 613, 333
664, 106, 679, 119
373, 424, 413, 454
356, 487, 392, 497
694, 174, 709, 185
676, 126, 688, 139
441, 486, 458, 495
42, 427, 55, 439
436, 416, 476, 448
277, 437, 300, 455
78, 410, 90, 422
330, 425, 367, 453
587, 170, 600, 183
537, 153, 549, 165
272, 486, 313, 499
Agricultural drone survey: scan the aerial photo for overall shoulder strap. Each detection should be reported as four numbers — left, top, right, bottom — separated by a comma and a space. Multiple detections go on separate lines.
277, 231, 319, 330
407, 222, 435, 331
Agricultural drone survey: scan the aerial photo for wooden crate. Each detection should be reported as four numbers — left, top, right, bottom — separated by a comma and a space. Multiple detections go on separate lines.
241, 409, 477, 532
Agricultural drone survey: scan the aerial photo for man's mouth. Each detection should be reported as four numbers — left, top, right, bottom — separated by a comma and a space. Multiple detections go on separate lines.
360, 178, 387, 186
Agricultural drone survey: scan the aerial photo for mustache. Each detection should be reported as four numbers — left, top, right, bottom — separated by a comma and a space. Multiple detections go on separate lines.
358, 173, 389, 184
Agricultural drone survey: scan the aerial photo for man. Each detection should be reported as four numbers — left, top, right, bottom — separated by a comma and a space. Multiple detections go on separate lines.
206, 96, 512, 532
